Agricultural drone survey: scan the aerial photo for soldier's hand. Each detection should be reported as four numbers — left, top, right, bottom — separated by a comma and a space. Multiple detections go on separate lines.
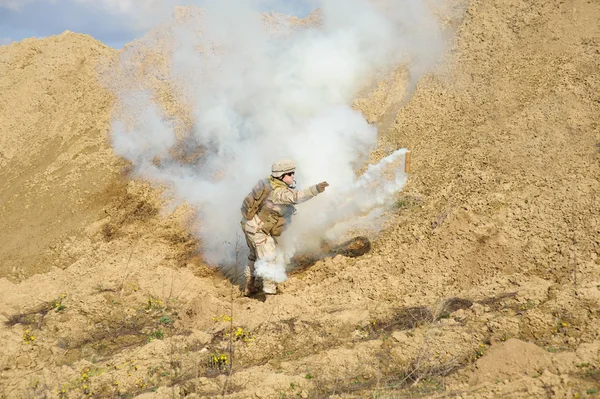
316, 181, 329, 193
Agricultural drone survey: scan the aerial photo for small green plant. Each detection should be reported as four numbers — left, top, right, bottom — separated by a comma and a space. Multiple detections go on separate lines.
209, 352, 229, 370
475, 343, 487, 359
135, 377, 148, 390
394, 199, 409, 209
56, 384, 69, 399
587, 388, 598, 395
148, 365, 159, 377
232, 327, 254, 343
553, 319, 570, 334
584, 368, 600, 380
519, 300, 536, 311
23, 329, 35, 345
305, 374, 313, 380
393, 196, 422, 210
51, 293, 67, 312
148, 329, 164, 341
158, 316, 171, 325
212, 314, 232, 322
79, 369, 91, 396
146, 297, 164, 311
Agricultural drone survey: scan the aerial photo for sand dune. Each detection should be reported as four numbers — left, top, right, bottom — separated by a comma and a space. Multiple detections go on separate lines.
0, 0, 599, 397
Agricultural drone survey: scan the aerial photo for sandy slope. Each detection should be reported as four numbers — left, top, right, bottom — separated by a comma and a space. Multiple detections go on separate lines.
0, 0, 599, 398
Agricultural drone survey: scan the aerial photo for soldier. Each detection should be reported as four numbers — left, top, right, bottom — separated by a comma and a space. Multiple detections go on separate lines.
240, 159, 329, 295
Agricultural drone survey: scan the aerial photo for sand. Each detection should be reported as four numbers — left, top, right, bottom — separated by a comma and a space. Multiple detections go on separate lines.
0, 0, 599, 397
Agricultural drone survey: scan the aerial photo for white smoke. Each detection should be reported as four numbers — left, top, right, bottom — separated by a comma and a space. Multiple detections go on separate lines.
255, 255, 289, 284
108, 0, 443, 278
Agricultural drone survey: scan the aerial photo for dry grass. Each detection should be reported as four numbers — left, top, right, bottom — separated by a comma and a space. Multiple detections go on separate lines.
5, 296, 66, 328
312, 294, 526, 397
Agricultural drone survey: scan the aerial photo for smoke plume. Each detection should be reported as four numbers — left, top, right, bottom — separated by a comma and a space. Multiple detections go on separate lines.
107, 0, 444, 279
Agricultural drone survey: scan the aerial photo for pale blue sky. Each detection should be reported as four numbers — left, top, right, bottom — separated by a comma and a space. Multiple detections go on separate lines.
0, 0, 315, 48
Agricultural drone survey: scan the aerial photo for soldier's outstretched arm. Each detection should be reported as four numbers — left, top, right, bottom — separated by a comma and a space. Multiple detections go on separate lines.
272, 181, 328, 205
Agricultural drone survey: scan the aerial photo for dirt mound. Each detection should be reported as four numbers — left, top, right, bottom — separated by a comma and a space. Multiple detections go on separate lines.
1, 0, 599, 398
462, 338, 600, 397
0, 32, 118, 280
471, 338, 554, 382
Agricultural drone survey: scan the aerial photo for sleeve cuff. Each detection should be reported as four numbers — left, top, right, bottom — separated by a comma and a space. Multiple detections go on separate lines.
309, 185, 320, 196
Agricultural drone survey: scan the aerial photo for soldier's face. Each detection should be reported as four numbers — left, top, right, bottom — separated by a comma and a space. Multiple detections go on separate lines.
282, 171, 295, 186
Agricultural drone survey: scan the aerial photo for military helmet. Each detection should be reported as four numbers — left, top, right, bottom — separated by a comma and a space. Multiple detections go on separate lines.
271, 159, 295, 178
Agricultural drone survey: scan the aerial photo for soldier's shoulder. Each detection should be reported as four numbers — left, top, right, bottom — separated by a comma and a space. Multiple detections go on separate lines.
270, 186, 296, 197
271, 185, 293, 193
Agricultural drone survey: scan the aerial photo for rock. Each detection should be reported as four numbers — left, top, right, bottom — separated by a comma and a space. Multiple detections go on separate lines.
453, 309, 468, 322
16, 355, 32, 369
391, 331, 408, 343
189, 330, 213, 345
470, 303, 485, 316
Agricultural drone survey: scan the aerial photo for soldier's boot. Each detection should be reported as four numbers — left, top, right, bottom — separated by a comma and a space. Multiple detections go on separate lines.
245, 276, 259, 296
262, 279, 278, 295
244, 263, 260, 296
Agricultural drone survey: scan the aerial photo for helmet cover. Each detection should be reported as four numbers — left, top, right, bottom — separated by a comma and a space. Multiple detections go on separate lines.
271, 159, 295, 178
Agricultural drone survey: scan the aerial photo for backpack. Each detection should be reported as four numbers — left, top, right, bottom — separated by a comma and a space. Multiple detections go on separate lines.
241, 178, 272, 220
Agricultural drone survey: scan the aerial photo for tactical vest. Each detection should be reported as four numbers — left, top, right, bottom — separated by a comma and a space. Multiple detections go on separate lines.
257, 203, 286, 237
241, 178, 287, 237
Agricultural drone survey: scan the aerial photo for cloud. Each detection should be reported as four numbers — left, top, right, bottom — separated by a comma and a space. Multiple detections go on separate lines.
74, 0, 140, 14
0, 0, 172, 48
0, 0, 28, 10
107, 0, 442, 278
0, 0, 317, 48
0, 0, 142, 47
0, 0, 143, 12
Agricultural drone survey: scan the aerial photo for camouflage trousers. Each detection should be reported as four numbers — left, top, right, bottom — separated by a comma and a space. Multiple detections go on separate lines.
241, 217, 278, 294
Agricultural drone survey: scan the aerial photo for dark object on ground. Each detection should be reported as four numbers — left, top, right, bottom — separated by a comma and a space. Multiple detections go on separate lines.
330, 236, 371, 258
290, 236, 371, 272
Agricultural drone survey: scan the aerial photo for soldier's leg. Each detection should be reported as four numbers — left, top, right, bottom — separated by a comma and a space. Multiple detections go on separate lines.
245, 258, 260, 295
254, 233, 279, 295
244, 239, 262, 295
242, 228, 260, 296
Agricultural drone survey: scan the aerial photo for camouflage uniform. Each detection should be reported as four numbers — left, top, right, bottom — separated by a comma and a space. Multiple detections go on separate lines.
241, 162, 321, 295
